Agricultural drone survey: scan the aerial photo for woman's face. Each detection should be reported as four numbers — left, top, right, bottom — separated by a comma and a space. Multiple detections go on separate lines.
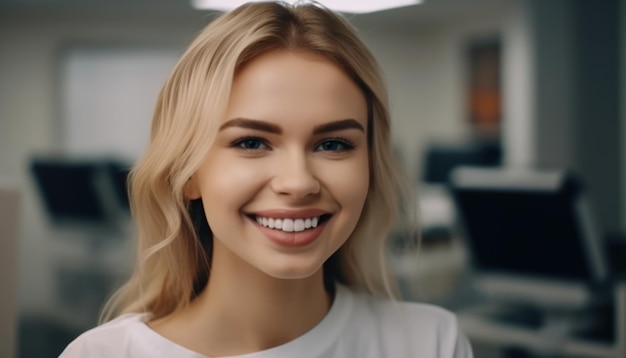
187, 50, 369, 280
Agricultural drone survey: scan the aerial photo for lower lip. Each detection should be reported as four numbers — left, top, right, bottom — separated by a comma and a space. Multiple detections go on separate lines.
251, 217, 327, 248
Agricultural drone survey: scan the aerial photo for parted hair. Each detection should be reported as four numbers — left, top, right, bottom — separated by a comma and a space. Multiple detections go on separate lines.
101, 1, 414, 323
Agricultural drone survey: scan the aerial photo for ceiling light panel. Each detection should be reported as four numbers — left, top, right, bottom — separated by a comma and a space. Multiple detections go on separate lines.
191, 0, 422, 14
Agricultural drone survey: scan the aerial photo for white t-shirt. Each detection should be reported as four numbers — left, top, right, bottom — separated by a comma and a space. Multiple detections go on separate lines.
60, 285, 472, 357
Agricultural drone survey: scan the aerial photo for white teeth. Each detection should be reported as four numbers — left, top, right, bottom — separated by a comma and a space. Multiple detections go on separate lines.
254, 215, 324, 232
294, 219, 305, 232
282, 219, 294, 232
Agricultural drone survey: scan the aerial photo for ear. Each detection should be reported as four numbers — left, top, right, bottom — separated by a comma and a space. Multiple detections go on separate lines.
183, 176, 201, 200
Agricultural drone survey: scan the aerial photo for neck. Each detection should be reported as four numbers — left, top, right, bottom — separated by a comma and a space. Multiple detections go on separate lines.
151, 241, 333, 357
201, 255, 332, 347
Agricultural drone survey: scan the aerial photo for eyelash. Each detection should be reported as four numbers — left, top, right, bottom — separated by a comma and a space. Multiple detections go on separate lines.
230, 136, 269, 151
314, 136, 355, 152
230, 136, 356, 152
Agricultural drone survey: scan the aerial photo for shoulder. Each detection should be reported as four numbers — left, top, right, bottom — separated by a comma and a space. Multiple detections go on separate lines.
347, 288, 457, 331
59, 313, 147, 357
342, 287, 473, 358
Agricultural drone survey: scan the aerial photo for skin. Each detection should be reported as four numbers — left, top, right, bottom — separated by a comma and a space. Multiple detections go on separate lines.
150, 50, 370, 356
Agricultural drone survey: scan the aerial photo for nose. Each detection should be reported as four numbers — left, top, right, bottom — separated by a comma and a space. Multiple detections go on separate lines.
270, 150, 320, 199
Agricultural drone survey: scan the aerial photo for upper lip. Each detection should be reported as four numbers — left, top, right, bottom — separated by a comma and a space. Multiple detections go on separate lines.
247, 208, 331, 219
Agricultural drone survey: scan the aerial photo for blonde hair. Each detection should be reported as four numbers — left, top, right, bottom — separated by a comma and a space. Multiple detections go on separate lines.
101, 1, 414, 323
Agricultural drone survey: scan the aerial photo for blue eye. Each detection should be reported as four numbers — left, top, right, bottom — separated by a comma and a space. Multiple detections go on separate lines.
315, 139, 355, 152
233, 137, 269, 150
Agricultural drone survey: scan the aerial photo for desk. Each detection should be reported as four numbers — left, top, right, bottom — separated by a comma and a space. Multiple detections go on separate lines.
458, 283, 626, 358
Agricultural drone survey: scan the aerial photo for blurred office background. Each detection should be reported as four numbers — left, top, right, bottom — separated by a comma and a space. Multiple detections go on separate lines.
1, 0, 626, 357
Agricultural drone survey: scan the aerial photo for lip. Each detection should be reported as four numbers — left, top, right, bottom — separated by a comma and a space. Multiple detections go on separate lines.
247, 208, 330, 219
245, 208, 332, 248
250, 216, 328, 247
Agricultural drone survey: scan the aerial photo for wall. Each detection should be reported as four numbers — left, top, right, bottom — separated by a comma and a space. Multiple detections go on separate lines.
528, 0, 622, 235
573, 0, 621, 235
501, 0, 535, 168
618, 1, 626, 232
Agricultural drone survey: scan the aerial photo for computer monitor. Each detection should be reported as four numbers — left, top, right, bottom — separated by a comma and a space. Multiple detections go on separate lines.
105, 161, 131, 213
31, 158, 131, 226
422, 141, 501, 184
31, 159, 109, 225
448, 167, 608, 310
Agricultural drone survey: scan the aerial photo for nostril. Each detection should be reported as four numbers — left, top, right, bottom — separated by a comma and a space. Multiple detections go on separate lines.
270, 173, 321, 197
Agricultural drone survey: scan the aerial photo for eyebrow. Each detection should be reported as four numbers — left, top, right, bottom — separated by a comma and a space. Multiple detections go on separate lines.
219, 118, 365, 135
313, 119, 364, 134
219, 118, 282, 134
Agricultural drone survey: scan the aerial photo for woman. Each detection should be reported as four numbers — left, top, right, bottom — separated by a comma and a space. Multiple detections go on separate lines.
61, 2, 472, 357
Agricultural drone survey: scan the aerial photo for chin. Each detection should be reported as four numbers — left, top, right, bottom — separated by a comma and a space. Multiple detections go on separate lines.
256, 256, 325, 281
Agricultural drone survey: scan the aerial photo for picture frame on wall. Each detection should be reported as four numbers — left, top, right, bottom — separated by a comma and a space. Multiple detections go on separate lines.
466, 38, 502, 139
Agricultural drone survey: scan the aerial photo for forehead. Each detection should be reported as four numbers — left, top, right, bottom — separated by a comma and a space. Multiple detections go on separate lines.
225, 50, 368, 127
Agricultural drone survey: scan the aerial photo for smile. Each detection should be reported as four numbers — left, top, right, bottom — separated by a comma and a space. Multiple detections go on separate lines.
250, 213, 332, 233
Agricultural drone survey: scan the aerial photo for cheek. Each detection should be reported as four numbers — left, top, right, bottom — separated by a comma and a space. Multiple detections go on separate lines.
197, 155, 268, 213
317, 153, 370, 209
